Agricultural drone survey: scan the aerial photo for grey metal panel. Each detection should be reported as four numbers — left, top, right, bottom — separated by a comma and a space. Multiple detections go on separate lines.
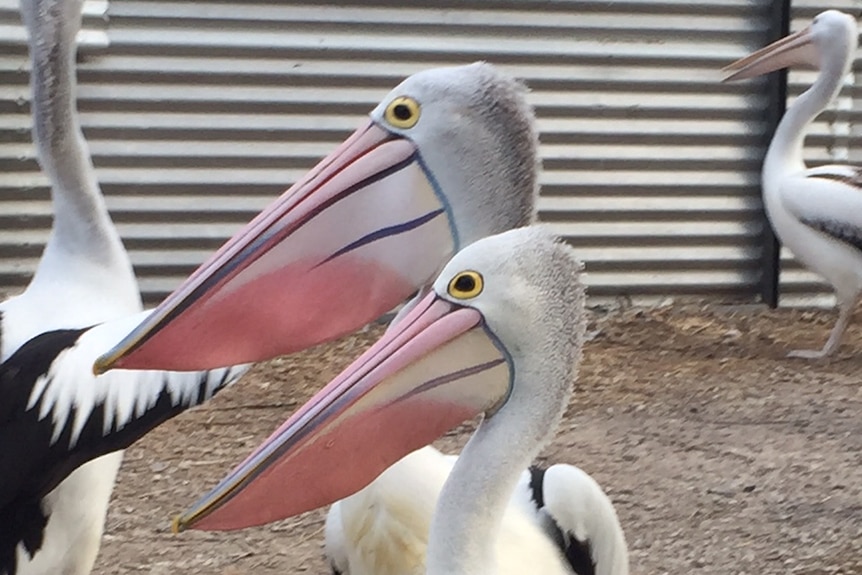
0, 0, 107, 50
776, 1, 861, 306
1, 0, 772, 304
0, 0, 107, 298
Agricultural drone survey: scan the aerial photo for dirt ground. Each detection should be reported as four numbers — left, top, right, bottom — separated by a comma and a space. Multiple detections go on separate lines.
93, 302, 862, 575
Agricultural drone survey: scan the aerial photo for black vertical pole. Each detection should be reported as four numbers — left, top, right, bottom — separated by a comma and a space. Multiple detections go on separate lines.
759, 0, 792, 308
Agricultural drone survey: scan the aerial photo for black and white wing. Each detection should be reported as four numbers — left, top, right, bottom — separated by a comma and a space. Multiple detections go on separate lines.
0, 312, 250, 570
518, 464, 629, 575
786, 165, 862, 251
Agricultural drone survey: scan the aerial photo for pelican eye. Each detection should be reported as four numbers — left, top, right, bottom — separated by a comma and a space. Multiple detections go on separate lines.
447, 271, 483, 300
384, 96, 420, 129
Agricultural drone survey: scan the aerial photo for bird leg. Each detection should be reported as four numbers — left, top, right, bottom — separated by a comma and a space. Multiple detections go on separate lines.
787, 300, 855, 359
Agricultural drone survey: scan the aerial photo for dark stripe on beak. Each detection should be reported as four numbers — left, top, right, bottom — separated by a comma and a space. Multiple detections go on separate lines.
317, 208, 446, 268
124, 150, 417, 356
399, 357, 506, 403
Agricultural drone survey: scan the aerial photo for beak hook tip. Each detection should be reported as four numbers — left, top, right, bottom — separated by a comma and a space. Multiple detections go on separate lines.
171, 514, 187, 534
92, 356, 114, 376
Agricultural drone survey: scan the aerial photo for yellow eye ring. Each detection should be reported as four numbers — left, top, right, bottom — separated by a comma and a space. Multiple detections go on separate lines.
447, 271, 484, 300
384, 96, 421, 129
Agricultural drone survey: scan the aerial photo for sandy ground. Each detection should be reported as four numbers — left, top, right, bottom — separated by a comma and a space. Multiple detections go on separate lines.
92, 302, 862, 575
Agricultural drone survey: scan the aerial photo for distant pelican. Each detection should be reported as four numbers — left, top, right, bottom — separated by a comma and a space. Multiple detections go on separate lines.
171, 227, 630, 575
724, 10, 861, 358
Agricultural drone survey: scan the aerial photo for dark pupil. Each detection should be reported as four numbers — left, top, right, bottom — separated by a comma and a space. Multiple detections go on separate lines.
393, 103, 412, 121
454, 275, 475, 293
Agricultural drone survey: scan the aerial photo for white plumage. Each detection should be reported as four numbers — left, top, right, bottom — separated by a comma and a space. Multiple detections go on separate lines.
1, 0, 141, 573
4, 24, 542, 575
4, 0, 141, 352
325, 446, 629, 575
0, 317, 250, 575
20, 313, 248, 449
3, 3, 247, 574
724, 10, 861, 358
170, 228, 630, 575
7, 3, 547, 574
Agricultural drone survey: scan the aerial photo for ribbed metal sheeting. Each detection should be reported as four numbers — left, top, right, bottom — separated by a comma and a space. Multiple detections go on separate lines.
777, 0, 861, 307
0, 0, 108, 296
1, 1, 774, 305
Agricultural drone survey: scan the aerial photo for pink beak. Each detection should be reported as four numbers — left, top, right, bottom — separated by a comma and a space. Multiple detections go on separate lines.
723, 26, 818, 82
95, 122, 457, 373
170, 292, 512, 532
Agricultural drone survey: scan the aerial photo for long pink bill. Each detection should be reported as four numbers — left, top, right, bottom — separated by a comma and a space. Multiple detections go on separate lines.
723, 27, 818, 82
171, 292, 512, 532
95, 122, 456, 373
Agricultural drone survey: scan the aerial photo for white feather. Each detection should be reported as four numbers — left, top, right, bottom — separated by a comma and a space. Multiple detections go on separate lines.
22, 311, 250, 448
542, 464, 630, 575
4, 23, 140, 575
781, 169, 862, 243
325, 446, 628, 575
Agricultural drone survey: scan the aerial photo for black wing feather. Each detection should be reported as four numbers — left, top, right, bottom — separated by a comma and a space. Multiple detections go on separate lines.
0, 327, 240, 574
0, 328, 85, 575
527, 465, 596, 575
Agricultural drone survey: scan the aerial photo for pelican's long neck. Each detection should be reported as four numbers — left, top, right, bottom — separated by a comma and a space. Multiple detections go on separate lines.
763, 49, 852, 188
23, 0, 134, 288
426, 353, 569, 575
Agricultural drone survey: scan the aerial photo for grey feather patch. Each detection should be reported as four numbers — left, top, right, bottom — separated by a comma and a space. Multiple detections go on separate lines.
800, 217, 862, 252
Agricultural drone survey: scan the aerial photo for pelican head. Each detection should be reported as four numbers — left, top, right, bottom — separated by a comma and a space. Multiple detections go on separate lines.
95, 62, 538, 372
723, 10, 858, 82
171, 226, 585, 532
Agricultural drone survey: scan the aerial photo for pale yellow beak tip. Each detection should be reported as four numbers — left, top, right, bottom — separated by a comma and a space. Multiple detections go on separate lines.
92, 355, 114, 376
171, 514, 187, 534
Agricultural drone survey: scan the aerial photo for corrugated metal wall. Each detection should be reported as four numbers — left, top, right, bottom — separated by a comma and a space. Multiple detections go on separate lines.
779, 0, 862, 306
0, 0, 789, 305
1, 0, 108, 292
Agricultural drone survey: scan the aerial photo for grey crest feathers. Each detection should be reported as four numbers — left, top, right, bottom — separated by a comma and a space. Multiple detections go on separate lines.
458, 62, 539, 231
449, 225, 585, 369
442, 225, 587, 448
500, 225, 586, 356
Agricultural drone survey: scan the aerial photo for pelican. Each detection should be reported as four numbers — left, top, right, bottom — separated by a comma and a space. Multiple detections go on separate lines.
724, 10, 861, 359
3, 3, 140, 354
3, 2, 249, 574
94, 61, 539, 373
4, 11, 542, 570
0, 0, 141, 572
171, 227, 630, 575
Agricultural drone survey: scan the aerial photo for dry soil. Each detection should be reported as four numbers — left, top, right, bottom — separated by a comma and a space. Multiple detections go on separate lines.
94, 302, 862, 575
